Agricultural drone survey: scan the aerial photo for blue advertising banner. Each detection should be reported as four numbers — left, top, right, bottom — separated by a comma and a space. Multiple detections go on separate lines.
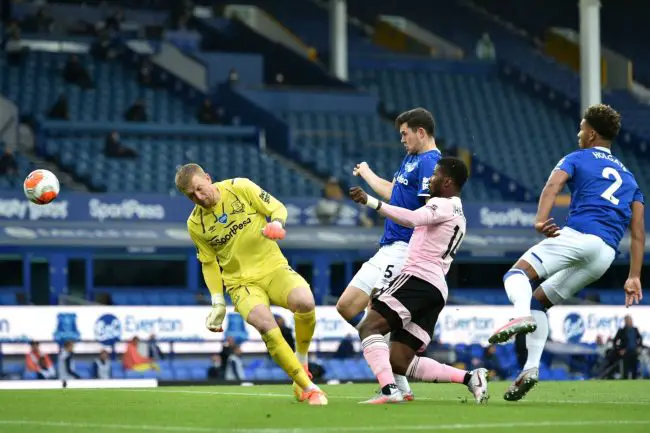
0, 192, 363, 227
463, 202, 571, 230
0, 192, 646, 232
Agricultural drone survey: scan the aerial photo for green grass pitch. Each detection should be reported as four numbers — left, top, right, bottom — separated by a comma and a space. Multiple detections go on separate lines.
0, 381, 649, 432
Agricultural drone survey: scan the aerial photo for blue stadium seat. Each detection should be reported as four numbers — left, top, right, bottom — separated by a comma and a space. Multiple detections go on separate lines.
0, 292, 18, 305
44, 132, 322, 197
0, 52, 196, 124
111, 365, 125, 379
23, 371, 38, 380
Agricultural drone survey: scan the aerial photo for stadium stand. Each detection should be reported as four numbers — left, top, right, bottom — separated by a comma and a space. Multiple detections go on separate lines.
1, 51, 196, 124
1, 0, 649, 387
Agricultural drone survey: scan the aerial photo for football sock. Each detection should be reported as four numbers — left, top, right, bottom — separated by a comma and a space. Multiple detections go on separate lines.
294, 310, 316, 366
262, 328, 316, 391
384, 333, 412, 393
406, 356, 467, 384
503, 269, 533, 317
523, 309, 549, 370
362, 335, 395, 388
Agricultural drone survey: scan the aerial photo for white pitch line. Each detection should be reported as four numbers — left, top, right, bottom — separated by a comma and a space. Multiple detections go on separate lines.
0, 419, 649, 433
123, 388, 650, 405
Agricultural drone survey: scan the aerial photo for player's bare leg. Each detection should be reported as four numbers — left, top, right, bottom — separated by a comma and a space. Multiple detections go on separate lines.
489, 259, 539, 344
337, 286, 414, 400
390, 340, 489, 404
246, 304, 327, 405
336, 286, 371, 328
357, 309, 404, 404
287, 286, 319, 402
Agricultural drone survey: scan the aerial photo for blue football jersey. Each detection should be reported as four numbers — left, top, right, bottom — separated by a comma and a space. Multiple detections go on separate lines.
556, 146, 644, 250
380, 149, 441, 246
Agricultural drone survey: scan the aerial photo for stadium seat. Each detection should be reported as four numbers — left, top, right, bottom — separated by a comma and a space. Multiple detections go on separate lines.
0, 292, 18, 305
43, 132, 322, 197
0, 52, 196, 124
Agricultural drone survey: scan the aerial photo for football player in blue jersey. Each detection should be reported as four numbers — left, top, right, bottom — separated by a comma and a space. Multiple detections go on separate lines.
336, 107, 442, 400
489, 104, 645, 401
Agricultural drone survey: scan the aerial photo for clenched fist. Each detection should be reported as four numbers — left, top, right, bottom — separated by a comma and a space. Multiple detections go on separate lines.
353, 162, 370, 177
349, 186, 369, 205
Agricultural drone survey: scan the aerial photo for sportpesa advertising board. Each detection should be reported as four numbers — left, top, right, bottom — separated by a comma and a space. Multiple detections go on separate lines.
0, 191, 570, 228
0, 306, 646, 354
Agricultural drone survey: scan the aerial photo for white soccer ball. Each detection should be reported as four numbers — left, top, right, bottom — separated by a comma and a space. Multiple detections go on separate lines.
23, 169, 60, 205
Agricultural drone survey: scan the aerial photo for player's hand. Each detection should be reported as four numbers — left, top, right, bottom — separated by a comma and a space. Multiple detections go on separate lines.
349, 186, 368, 205
353, 162, 370, 177
206, 301, 226, 332
624, 277, 643, 308
262, 220, 286, 240
534, 218, 560, 238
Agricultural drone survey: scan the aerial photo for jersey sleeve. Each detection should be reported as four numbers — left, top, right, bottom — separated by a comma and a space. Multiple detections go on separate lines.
188, 221, 216, 263
553, 152, 580, 178
425, 198, 456, 224
234, 178, 288, 225
417, 155, 438, 197
633, 187, 645, 205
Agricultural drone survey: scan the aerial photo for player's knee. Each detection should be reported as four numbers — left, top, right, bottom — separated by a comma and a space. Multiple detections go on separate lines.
287, 286, 315, 313
246, 306, 277, 334
293, 297, 316, 313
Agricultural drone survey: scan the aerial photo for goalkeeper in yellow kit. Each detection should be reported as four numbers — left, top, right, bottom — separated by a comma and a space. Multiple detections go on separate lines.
175, 164, 327, 405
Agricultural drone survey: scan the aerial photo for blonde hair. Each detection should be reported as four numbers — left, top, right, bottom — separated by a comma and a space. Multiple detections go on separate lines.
175, 163, 205, 192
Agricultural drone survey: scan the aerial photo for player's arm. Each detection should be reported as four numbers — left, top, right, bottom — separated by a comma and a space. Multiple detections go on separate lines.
236, 178, 287, 239
189, 225, 226, 331
349, 187, 439, 228
624, 200, 644, 307
416, 155, 437, 205
534, 169, 569, 237
353, 162, 394, 201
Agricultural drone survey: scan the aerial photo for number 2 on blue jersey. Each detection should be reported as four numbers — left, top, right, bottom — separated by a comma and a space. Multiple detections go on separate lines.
600, 167, 623, 206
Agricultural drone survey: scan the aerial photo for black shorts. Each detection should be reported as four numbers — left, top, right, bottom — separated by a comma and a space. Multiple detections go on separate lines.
372, 273, 445, 352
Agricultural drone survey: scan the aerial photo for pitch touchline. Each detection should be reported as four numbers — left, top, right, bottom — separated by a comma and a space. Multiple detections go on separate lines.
0, 419, 649, 432
124, 388, 650, 405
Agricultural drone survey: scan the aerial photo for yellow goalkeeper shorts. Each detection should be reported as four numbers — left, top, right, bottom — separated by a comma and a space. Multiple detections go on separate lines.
227, 266, 309, 320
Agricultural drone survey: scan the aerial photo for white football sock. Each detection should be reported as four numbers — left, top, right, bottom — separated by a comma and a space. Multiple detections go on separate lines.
523, 310, 549, 370
504, 270, 532, 317
384, 333, 411, 393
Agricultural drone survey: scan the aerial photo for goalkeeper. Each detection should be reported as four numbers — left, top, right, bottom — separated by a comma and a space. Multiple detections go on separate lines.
176, 164, 327, 405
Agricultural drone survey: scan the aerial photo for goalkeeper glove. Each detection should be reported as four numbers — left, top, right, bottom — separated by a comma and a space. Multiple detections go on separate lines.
262, 220, 286, 240
205, 294, 226, 332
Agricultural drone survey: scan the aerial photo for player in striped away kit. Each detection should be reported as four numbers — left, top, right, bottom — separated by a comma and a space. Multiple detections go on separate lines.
336, 107, 441, 400
489, 104, 645, 401
349, 157, 489, 404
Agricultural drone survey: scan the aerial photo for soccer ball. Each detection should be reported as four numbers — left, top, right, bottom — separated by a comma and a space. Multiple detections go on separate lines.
23, 169, 60, 205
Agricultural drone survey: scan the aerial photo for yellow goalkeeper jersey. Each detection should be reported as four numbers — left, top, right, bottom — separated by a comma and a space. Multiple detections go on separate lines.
187, 178, 289, 286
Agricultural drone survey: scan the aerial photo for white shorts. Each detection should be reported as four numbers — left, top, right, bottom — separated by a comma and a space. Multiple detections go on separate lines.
522, 227, 616, 305
349, 241, 409, 296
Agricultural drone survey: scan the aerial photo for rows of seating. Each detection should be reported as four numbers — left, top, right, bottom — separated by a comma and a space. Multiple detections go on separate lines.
279, 110, 508, 201
0, 142, 32, 188
210, 0, 387, 58
1, 51, 194, 124
2, 341, 584, 381
471, 0, 650, 88
43, 132, 322, 196
352, 67, 578, 192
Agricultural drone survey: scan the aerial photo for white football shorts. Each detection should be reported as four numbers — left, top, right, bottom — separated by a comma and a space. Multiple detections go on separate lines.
521, 227, 616, 305
349, 241, 409, 297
